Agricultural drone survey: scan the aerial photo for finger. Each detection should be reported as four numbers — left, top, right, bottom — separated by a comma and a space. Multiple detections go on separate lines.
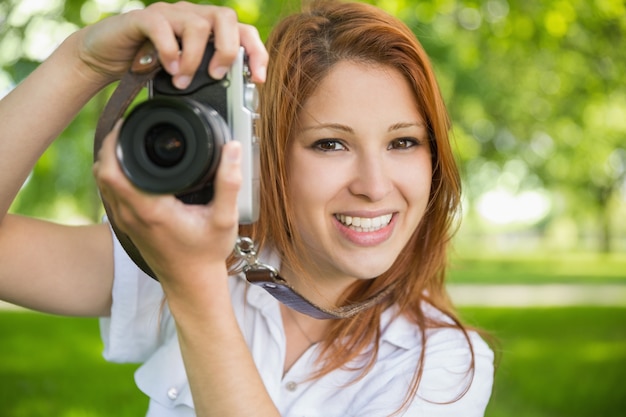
93, 120, 139, 210
205, 7, 241, 79
211, 141, 242, 229
94, 121, 169, 227
239, 24, 268, 83
93, 121, 132, 225
131, 4, 265, 84
93, 119, 123, 179
131, 4, 212, 87
175, 18, 212, 88
128, 10, 182, 76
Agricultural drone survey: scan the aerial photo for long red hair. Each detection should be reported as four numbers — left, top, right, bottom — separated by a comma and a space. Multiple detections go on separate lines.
237, 0, 474, 412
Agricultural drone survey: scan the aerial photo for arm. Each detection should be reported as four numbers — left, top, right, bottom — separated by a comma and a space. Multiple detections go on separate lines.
2, 1, 275, 412
0, 27, 118, 315
0, 32, 107, 218
0, 216, 114, 316
61, 3, 275, 415
94, 106, 280, 417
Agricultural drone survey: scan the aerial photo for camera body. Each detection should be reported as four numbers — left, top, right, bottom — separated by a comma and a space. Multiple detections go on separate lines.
117, 43, 260, 224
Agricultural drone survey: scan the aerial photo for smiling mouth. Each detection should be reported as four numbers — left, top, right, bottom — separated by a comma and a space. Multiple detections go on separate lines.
335, 213, 393, 232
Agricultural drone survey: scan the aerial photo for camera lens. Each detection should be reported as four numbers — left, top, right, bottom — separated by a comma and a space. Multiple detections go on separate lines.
144, 123, 186, 167
118, 96, 230, 195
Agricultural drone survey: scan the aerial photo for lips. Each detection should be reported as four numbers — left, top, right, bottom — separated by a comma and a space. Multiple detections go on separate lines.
334, 213, 393, 232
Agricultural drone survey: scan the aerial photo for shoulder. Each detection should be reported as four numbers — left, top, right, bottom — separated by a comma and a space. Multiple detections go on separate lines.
373, 305, 494, 415
380, 303, 492, 355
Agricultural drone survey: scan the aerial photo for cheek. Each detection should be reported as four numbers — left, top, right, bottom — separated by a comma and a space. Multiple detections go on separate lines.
286, 158, 321, 225
288, 170, 335, 216
399, 160, 433, 209
287, 150, 344, 206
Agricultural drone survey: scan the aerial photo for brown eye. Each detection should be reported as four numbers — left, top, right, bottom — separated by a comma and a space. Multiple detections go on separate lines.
314, 139, 346, 151
389, 137, 418, 150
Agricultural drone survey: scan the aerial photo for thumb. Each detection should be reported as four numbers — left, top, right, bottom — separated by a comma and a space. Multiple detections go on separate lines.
211, 141, 242, 228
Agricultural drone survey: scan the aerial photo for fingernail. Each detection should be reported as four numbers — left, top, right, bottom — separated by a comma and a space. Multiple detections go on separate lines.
168, 60, 180, 75
174, 75, 191, 89
256, 66, 267, 82
212, 66, 229, 80
225, 142, 241, 162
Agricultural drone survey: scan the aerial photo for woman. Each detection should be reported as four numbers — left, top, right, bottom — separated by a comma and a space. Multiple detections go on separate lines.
0, 1, 493, 416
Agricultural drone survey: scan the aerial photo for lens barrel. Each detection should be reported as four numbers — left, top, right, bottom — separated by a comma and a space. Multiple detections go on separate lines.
118, 96, 230, 194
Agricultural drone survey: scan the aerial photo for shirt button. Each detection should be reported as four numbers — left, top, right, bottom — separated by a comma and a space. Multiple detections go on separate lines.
285, 381, 298, 392
167, 387, 179, 400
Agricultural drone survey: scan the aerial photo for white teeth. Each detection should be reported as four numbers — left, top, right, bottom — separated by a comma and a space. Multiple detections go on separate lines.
335, 213, 393, 232
372, 217, 381, 228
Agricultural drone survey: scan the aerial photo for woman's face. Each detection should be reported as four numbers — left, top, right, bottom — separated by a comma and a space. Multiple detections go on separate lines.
286, 60, 432, 292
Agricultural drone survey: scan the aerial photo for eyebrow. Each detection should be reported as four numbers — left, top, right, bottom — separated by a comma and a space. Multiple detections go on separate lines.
387, 122, 425, 132
300, 123, 354, 133
300, 121, 424, 134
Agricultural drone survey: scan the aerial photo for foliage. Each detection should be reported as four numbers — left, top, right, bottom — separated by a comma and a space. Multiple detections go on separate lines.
384, 0, 626, 252
1, 0, 625, 249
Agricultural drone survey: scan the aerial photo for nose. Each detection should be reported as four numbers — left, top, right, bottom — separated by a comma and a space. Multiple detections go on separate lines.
348, 153, 393, 201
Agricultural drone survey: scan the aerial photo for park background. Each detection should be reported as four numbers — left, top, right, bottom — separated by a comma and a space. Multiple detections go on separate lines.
1, 0, 624, 416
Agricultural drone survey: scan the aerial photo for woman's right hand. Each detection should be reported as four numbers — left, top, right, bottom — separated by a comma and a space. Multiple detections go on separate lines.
75, 2, 267, 88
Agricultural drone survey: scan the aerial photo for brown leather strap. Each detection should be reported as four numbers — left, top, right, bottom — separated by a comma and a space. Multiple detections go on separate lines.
94, 42, 161, 149
94, 42, 162, 279
94, 43, 393, 319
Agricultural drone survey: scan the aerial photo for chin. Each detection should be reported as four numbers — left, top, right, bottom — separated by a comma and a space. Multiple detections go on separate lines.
345, 260, 397, 281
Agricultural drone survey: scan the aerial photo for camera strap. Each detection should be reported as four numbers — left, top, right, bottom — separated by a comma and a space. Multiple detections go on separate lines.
95, 43, 393, 320
234, 238, 395, 320
94, 42, 164, 278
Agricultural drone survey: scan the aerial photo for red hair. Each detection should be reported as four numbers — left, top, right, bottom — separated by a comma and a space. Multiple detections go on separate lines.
236, 1, 475, 412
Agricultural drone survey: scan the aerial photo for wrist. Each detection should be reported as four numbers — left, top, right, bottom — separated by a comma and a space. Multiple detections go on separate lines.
160, 263, 233, 321
61, 30, 118, 91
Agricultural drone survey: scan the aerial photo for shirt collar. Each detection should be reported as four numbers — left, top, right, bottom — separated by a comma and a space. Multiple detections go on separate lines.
379, 305, 423, 350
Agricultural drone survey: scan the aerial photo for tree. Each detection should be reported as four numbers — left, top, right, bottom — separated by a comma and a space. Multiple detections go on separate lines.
395, 0, 625, 252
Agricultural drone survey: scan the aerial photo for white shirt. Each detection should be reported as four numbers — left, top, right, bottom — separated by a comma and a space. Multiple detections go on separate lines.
100, 235, 494, 417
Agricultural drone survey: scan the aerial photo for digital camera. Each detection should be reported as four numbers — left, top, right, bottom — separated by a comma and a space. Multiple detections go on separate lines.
117, 43, 260, 224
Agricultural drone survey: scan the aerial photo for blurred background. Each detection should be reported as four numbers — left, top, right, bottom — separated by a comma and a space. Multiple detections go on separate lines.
0, 0, 624, 416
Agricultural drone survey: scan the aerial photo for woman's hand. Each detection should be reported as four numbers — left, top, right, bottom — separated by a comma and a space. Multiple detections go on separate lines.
76, 2, 267, 88
93, 121, 242, 292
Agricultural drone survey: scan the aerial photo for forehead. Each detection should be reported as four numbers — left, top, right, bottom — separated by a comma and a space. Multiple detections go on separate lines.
298, 60, 423, 127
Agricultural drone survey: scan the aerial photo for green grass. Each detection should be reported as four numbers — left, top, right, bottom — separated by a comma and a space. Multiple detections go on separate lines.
2, 306, 625, 416
448, 253, 626, 285
0, 312, 145, 417
460, 306, 626, 417
2, 251, 626, 416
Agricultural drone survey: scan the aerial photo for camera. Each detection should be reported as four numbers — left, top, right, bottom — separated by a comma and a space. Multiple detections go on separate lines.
117, 42, 260, 224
